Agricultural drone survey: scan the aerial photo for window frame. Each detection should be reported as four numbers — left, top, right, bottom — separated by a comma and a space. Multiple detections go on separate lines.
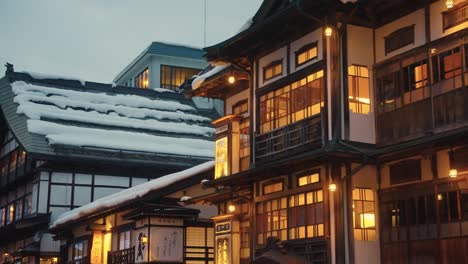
348, 64, 371, 114
259, 69, 324, 134
263, 60, 283, 82
160, 64, 202, 91
135, 68, 149, 89
389, 159, 422, 185
263, 180, 284, 195
255, 189, 324, 245
352, 188, 376, 241
296, 169, 321, 187
295, 42, 318, 67
384, 25, 415, 55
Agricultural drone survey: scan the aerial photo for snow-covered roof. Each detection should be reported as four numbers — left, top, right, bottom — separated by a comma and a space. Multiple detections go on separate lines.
51, 160, 214, 229
3, 72, 216, 162
192, 63, 231, 90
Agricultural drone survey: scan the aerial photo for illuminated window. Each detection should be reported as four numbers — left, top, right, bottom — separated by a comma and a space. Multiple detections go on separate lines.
260, 70, 324, 133
263, 181, 283, 195
432, 47, 462, 81
6, 204, 14, 224
443, 3, 468, 30
135, 68, 149, 89
9, 149, 18, 173
402, 60, 429, 104
215, 137, 229, 179
160, 65, 201, 91
263, 60, 283, 81
297, 171, 320, 187
256, 190, 324, 245
353, 188, 376, 241
384, 25, 414, 55
185, 226, 214, 262
295, 42, 318, 66
348, 65, 370, 114
233, 100, 250, 172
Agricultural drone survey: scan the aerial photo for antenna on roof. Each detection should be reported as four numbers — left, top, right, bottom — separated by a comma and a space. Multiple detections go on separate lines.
204, 0, 207, 47
5, 62, 14, 75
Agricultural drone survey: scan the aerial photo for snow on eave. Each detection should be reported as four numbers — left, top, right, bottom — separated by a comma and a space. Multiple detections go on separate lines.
22, 71, 86, 86
51, 161, 214, 229
191, 63, 231, 90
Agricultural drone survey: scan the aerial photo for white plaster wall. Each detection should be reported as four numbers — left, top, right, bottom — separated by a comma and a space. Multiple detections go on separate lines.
289, 28, 323, 73
347, 25, 376, 144
349, 113, 376, 144
437, 148, 451, 179
351, 165, 381, 264
375, 9, 426, 63
258, 46, 288, 87
225, 89, 250, 115
430, 0, 468, 41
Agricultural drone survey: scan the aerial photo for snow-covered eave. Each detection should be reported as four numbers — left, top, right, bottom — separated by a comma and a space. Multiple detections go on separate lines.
50, 161, 215, 231
191, 63, 231, 91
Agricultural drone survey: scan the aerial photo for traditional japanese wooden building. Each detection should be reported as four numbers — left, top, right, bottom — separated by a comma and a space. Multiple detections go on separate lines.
0, 66, 217, 264
185, 0, 468, 263
49, 161, 216, 264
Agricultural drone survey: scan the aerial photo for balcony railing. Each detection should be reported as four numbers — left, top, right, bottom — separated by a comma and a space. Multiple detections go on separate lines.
377, 73, 468, 146
108, 247, 135, 264
255, 114, 322, 161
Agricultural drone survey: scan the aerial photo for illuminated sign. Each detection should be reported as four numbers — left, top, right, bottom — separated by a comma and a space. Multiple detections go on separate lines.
215, 222, 231, 234
216, 236, 230, 264
90, 232, 102, 264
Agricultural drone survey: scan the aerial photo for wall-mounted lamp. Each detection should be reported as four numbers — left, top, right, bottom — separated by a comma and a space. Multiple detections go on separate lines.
449, 169, 458, 178
141, 235, 148, 244
437, 193, 443, 201
228, 76, 236, 84
325, 27, 333, 37
52, 257, 58, 263
430, 48, 437, 54
228, 204, 236, 213
329, 183, 337, 192
449, 148, 457, 178
446, 0, 454, 8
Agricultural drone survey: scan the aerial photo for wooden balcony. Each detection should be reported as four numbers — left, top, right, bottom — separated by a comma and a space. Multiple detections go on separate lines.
107, 247, 135, 264
255, 114, 322, 162
377, 73, 468, 146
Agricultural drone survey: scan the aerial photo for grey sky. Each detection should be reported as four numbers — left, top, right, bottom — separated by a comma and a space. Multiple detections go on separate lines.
0, 0, 262, 83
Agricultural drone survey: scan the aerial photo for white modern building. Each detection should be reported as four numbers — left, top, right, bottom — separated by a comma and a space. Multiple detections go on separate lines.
113, 42, 207, 91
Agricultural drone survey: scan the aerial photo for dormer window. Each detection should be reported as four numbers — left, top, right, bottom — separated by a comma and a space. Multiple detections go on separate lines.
263, 60, 283, 81
384, 25, 415, 55
295, 42, 318, 66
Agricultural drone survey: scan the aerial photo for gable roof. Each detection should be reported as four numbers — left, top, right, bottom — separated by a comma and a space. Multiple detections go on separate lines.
113, 42, 205, 83
50, 160, 214, 230
0, 71, 216, 168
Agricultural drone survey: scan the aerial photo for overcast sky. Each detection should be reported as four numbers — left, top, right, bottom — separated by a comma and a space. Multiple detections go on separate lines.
0, 0, 262, 83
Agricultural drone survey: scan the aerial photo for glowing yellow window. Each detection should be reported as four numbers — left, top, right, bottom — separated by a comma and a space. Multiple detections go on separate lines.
298, 173, 320, 186
352, 188, 376, 241
215, 137, 229, 179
